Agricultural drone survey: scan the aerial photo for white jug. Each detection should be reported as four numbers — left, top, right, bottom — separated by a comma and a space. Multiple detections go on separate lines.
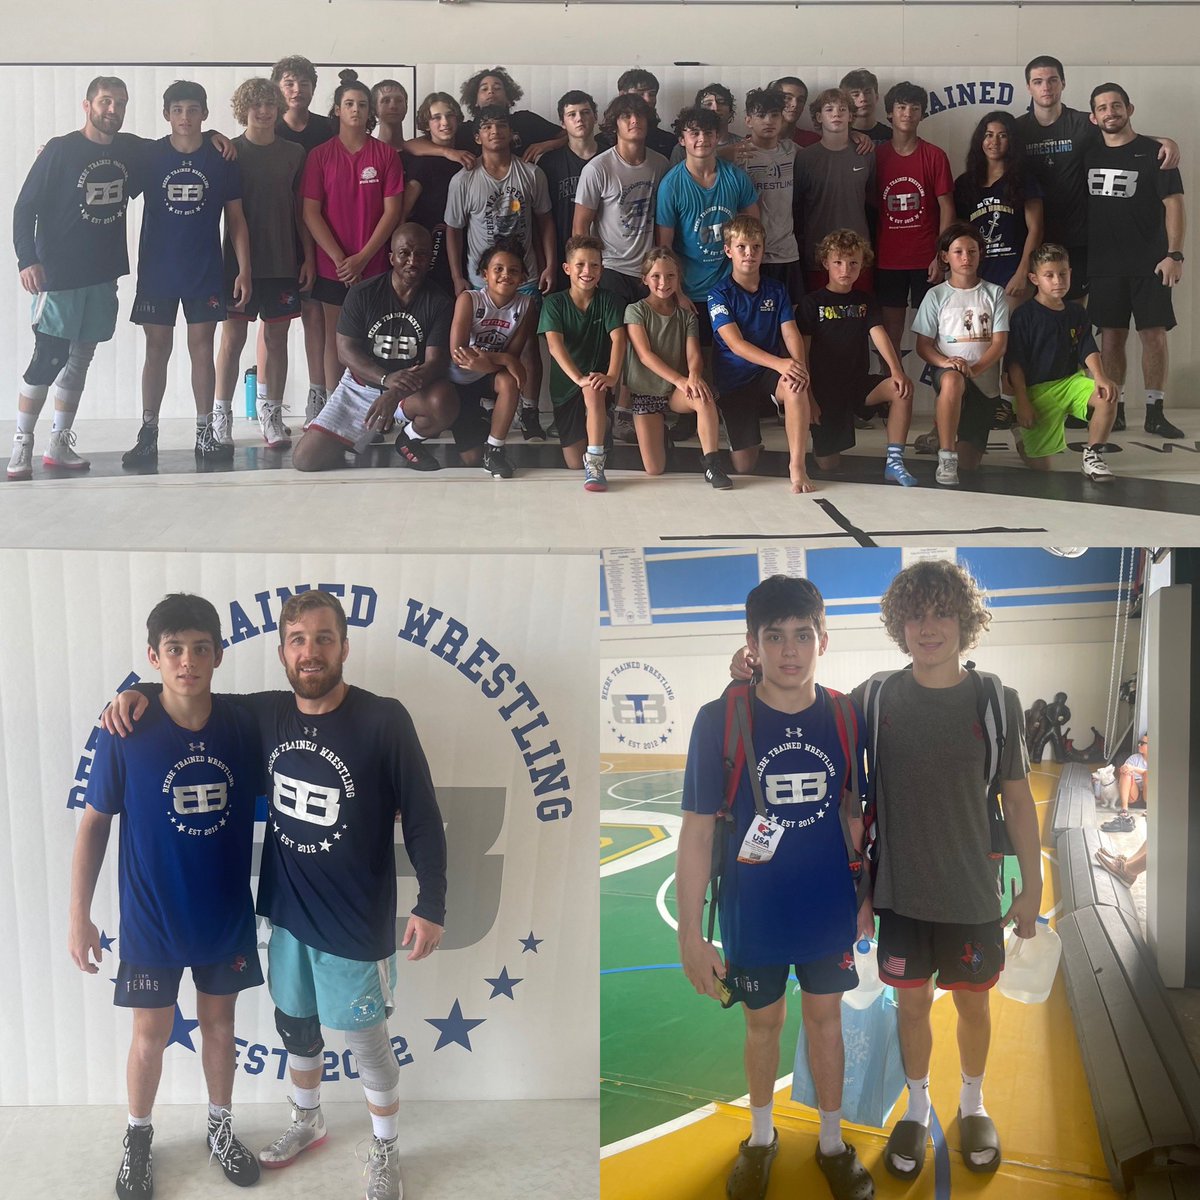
997, 921, 1062, 1004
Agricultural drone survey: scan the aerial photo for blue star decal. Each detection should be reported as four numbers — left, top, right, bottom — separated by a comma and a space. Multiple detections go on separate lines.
425, 999, 485, 1051
484, 966, 523, 999
520, 931, 543, 953
99, 930, 116, 953
167, 1005, 200, 1052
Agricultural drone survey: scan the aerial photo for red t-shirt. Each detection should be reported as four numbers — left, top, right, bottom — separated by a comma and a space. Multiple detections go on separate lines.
791, 128, 821, 148
301, 136, 405, 281
874, 139, 953, 271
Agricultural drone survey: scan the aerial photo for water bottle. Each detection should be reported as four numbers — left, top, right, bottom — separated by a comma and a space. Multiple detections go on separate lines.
244, 366, 257, 419
997, 920, 1062, 1004
844, 938, 884, 1010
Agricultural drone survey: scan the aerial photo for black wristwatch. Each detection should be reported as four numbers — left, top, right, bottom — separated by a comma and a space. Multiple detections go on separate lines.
1167, 251, 1185, 263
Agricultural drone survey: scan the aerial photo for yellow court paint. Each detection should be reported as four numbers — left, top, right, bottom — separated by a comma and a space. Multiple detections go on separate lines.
602, 764, 1116, 1197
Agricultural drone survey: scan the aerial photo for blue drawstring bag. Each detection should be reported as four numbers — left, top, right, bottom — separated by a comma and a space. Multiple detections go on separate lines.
791, 988, 906, 1128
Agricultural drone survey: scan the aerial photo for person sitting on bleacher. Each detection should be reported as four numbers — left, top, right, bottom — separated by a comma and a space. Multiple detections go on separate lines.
1100, 734, 1149, 833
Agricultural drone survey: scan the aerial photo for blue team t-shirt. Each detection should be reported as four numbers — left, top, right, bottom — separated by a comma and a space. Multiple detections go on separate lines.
136, 137, 242, 300
708, 274, 795, 392
682, 685, 863, 968
655, 158, 758, 300
87, 695, 261, 969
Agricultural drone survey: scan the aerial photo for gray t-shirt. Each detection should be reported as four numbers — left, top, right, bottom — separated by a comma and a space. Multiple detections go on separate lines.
444, 158, 551, 288
623, 299, 697, 396
794, 142, 876, 269
575, 146, 669, 278
742, 140, 799, 264
224, 134, 306, 278
854, 671, 1029, 925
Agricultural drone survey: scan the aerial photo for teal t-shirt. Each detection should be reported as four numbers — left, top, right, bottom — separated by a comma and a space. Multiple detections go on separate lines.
538, 287, 625, 406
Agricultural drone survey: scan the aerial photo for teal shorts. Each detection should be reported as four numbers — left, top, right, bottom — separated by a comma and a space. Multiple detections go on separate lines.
267, 924, 397, 1030
1024, 372, 1095, 458
31, 282, 119, 343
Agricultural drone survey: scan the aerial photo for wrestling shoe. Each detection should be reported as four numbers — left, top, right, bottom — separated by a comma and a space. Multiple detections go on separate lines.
913, 429, 939, 455
211, 405, 234, 448
583, 452, 608, 492
702, 452, 733, 490
260, 1099, 327, 1168
122, 422, 159, 466
116, 1124, 154, 1200
206, 1109, 260, 1187
305, 386, 326, 425
1081, 447, 1114, 481
518, 405, 547, 441
1112, 402, 1126, 432
7, 432, 34, 480
195, 422, 234, 461
43, 428, 90, 470
260, 402, 292, 449
482, 444, 514, 479
360, 1135, 402, 1200
1145, 404, 1184, 438
612, 409, 637, 444
935, 454, 959, 487
395, 434, 441, 470
884, 458, 916, 487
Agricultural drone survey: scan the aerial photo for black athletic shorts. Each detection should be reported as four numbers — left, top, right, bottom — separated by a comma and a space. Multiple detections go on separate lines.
553, 389, 607, 450
692, 301, 714, 347
875, 267, 934, 311
760, 260, 804, 303
811, 372, 890, 457
1088, 274, 1176, 333
929, 366, 996, 453
725, 948, 860, 1009
717, 369, 775, 452
1064, 244, 1089, 301
131, 293, 226, 326
114, 944, 263, 1008
450, 376, 494, 451
599, 268, 648, 305
876, 908, 1005, 992
225, 276, 303, 322
311, 275, 352, 306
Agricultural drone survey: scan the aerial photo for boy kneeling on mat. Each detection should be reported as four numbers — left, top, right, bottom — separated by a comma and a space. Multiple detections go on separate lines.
677, 575, 875, 1200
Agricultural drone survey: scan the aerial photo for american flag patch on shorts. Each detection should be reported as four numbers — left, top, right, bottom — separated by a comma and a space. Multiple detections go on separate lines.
882, 953, 907, 976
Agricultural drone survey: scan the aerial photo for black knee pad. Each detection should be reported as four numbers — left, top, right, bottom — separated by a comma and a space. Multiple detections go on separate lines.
274, 1007, 324, 1058
24, 330, 71, 387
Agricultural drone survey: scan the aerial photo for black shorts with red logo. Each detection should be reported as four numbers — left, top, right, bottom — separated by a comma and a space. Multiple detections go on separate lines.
113, 941, 264, 1007
724, 947, 859, 1009
876, 908, 1005, 992
225, 275, 303, 322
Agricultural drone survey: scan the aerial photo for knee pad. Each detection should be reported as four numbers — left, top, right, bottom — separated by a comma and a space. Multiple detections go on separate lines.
275, 1007, 324, 1059
23, 330, 71, 387
345, 1023, 400, 1101
57, 341, 97, 394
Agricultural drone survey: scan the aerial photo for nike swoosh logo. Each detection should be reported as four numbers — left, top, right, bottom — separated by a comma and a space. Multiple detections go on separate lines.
852, 166, 866, 172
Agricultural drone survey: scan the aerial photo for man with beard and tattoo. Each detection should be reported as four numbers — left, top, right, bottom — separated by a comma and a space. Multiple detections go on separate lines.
104, 589, 448, 1200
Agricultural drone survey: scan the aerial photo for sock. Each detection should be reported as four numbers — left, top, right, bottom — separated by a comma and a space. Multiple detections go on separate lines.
748, 1101, 774, 1147
293, 1084, 321, 1111
394, 401, 410, 426
960, 1071, 987, 1119
16, 410, 37, 436
903, 1075, 931, 1125
370, 1110, 399, 1141
215, 398, 232, 416
128, 1112, 152, 1129
818, 1107, 846, 1157
142, 411, 159, 427
1146, 389, 1165, 407
1088, 443, 1105, 453
486, 435, 504, 449
257, 382, 268, 403
586, 444, 604, 458
519, 395, 536, 410
308, 382, 326, 397
886, 442, 904, 464
208, 1102, 228, 1123
404, 424, 426, 442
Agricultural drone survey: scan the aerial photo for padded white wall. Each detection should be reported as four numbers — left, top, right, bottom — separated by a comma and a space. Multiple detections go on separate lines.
0, 549, 597, 1104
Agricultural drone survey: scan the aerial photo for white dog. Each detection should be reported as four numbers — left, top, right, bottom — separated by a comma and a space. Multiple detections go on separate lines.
1092, 764, 1119, 808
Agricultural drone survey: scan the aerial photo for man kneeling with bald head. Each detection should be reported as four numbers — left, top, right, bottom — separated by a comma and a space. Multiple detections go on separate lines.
292, 223, 459, 471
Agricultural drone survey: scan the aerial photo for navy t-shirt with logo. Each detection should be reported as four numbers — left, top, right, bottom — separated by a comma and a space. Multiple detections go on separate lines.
247, 686, 447, 963
12, 130, 149, 290
1086, 134, 1184, 277
708, 273, 795, 391
682, 686, 862, 968
136, 137, 242, 300
87, 695, 261, 969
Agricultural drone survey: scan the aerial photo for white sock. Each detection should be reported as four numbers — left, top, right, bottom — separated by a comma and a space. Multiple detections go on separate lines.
960, 1071, 986, 1118
16, 410, 37, 436
487, 435, 504, 448
586, 444, 604, 457
257, 382, 268, 402
748, 1101, 774, 1147
370, 1110, 399, 1141
292, 1084, 321, 1111
308, 383, 326, 397
128, 1112, 152, 1128
519, 394, 536, 409
215, 398, 232, 415
50, 408, 78, 433
404, 424, 426, 442
208, 1102, 228, 1123
1146, 389, 1165, 406
903, 1074, 931, 1126
818, 1107, 845, 1156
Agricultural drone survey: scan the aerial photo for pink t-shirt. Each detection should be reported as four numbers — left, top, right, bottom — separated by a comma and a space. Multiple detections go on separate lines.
302, 136, 404, 281
874, 139, 953, 271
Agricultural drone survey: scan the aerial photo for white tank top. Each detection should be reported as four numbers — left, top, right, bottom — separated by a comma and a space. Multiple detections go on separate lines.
449, 288, 532, 383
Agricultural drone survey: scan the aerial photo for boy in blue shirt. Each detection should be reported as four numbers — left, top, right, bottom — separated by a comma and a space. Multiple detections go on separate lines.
69, 594, 262, 1200
677, 575, 874, 1200
708, 215, 813, 491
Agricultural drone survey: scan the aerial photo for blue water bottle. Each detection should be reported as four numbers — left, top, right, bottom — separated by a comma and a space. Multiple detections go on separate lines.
244, 366, 257, 419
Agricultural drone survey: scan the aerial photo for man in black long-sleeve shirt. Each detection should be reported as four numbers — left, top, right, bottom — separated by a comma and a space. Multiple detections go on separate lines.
9, 76, 145, 479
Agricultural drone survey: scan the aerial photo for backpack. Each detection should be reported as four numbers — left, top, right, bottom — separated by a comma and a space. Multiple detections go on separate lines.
860, 662, 1013, 879
707, 682, 869, 943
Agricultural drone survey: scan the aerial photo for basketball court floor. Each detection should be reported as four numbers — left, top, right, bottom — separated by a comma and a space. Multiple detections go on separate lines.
5, 412, 1200, 549
600, 758, 1130, 1199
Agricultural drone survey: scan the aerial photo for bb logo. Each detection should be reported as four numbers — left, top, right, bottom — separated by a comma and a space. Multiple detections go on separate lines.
373, 334, 419, 361
887, 191, 921, 213
611, 694, 666, 725
764, 772, 828, 804
86, 179, 124, 206
273, 772, 342, 826
173, 781, 228, 815
1088, 168, 1138, 198
167, 182, 205, 203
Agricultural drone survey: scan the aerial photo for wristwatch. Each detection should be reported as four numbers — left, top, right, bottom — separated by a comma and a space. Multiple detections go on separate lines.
1167, 251, 1185, 263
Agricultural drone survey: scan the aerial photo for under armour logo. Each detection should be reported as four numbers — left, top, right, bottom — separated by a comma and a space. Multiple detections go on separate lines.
188, 742, 205, 752
785, 726, 803, 739
302, 726, 318, 737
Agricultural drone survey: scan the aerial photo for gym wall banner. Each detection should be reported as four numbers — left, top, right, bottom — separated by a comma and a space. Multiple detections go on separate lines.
0, 550, 597, 1104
